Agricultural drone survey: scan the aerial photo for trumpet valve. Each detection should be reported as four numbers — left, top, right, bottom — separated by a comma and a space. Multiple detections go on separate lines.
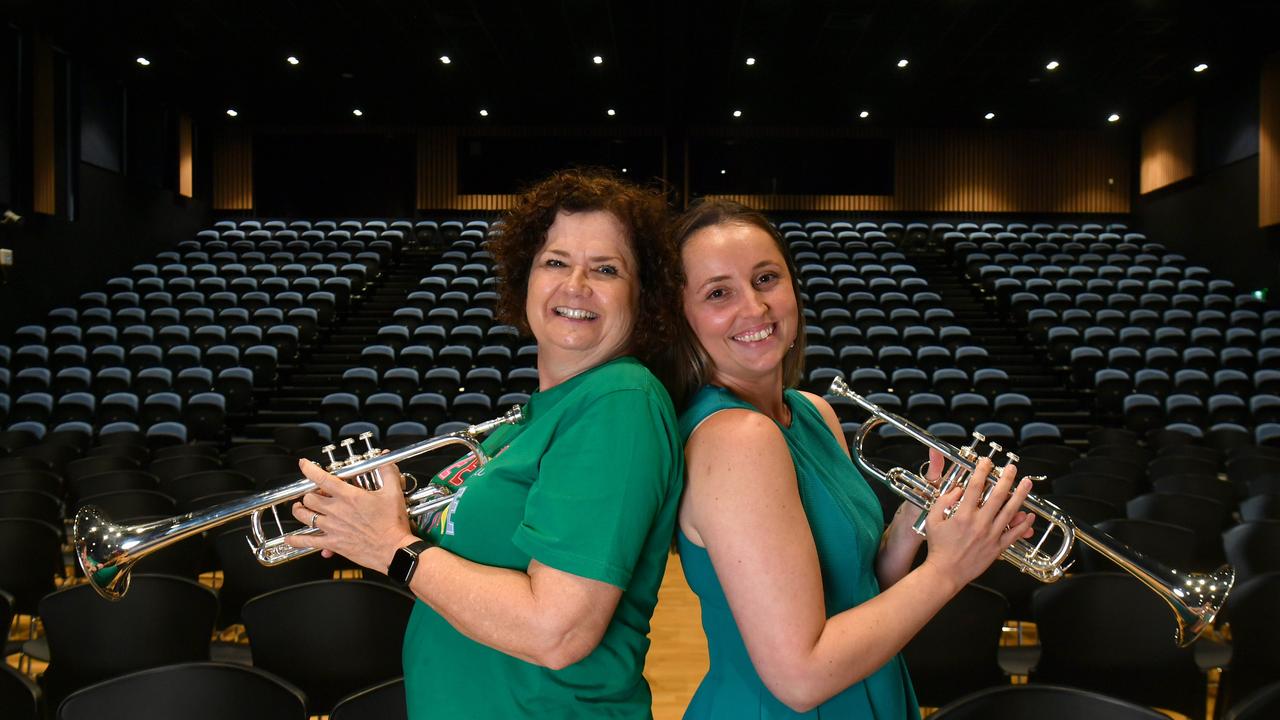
985, 442, 1003, 459
340, 437, 357, 460
321, 444, 338, 466
359, 431, 376, 453
1006, 451, 1020, 465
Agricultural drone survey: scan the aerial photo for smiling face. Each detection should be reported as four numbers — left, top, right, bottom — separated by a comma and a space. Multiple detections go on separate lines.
680, 221, 799, 394
525, 209, 640, 386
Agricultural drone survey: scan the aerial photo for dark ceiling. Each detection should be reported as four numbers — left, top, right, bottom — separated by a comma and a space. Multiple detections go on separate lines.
10, 0, 1280, 130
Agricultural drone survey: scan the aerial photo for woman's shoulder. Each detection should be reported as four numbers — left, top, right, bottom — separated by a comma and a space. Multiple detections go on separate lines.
577, 356, 667, 394
687, 405, 785, 451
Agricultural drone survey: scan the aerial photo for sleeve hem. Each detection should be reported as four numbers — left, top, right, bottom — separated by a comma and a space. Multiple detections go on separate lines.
513, 530, 632, 589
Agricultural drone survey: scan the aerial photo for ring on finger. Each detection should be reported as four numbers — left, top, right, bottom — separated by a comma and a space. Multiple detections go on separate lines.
309, 511, 320, 529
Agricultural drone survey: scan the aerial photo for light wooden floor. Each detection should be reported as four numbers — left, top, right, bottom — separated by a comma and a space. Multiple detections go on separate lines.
645, 553, 708, 720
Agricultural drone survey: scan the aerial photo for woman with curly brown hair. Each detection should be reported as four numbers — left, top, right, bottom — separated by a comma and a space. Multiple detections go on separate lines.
285, 169, 685, 719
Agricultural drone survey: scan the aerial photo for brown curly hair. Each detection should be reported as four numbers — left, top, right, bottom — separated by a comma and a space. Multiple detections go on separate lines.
490, 168, 681, 374
664, 199, 808, 410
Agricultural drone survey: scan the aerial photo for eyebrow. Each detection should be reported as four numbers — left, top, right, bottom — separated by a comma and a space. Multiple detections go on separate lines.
545, 248, 629, 265
696, 260, 780, 290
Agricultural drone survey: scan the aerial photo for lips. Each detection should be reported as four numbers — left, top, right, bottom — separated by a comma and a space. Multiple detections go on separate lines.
732, 323, 775, 343
554, 306, 599, 320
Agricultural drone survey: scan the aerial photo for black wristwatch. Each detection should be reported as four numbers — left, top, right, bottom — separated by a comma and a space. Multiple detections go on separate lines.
387, 540, 431, 586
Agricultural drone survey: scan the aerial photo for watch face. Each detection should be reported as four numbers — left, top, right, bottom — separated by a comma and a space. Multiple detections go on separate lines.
389, 541, 428, 584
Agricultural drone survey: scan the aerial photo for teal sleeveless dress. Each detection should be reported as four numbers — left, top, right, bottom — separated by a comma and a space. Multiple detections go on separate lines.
677, 386, 919, 719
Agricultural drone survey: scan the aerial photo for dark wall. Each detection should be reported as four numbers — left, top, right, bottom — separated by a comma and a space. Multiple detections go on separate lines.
1135, 155, 1280, 292
0, 163, 209, 338
1135, 65, 1280, 294
254, 132, 415, 218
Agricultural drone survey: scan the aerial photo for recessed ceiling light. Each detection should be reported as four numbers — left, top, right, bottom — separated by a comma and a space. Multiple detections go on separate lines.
352, 109, 363, 117
1194, 63, 1209, 73
286, 56, 300, 66
745, 57, 756, 66
732, 109, 742, 118
1045, 60, 1060, 71
439, 55, 451, 65
897, 58, 909, 68
621, 167, 628, 173
592, 55, 603, 65
226, 108, 238, 117
136, 57, 151, 66
1108, 113, 1121, 123
720, 169, 727, 175
479, 109, 489, 117
859, 110, 870, 119
984, 112, 996, 120
607, 108, 616, 116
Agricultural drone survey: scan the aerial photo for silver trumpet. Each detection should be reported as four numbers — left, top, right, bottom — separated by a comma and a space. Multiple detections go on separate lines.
828, 376, 1233, 646
74, 406, 524, 601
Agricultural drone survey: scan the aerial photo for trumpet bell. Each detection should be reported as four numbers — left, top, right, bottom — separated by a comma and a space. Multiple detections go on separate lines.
74, 505, 136, 600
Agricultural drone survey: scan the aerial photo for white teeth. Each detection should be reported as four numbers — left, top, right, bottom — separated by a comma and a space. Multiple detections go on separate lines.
555, 307, 598, 320
733, 325, 774, 342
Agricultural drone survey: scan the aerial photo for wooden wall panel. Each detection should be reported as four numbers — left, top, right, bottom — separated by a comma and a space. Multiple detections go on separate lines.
32, 38, 55, 215
212, 128, 253, 210
416, 124, 1129, 213
1140, 99, 1196, 194
699, 127, 1129, 213
1262, 52, 1280, 228
177, 114, 193, 198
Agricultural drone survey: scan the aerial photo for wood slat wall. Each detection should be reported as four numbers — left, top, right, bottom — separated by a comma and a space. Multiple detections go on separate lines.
32, 38, 54, 215
417, 126, 664, 211
178, 114, 193, 198
1262, 53, 1280, 228
1140, 99, 1196, 195
417, 125, 1129, 213
696, 127, 1130, 213
212, 128, 253, 210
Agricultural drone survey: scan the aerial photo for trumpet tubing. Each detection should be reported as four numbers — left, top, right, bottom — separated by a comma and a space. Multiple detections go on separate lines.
74, 406, 524, 601
828, 376, 1233, 647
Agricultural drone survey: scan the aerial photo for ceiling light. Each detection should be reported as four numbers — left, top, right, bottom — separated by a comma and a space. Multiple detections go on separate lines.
1194, 63, 1208, 73
135, 57, 151, 66
226, 108, 238, 117
732, 109, 742, 118
592, 55, 603, 65
479, 109, 489, 117
439, 55, 451, 65
859, 110, 870, 119
607, 108, 616, 116
286, 56, 300, 66
621, 168, 628, 173
1107, 113, 1121, 123
745, 57, 756, 66
1045, 60, 1060, 71
720, 169, 727, 175
897, 58, 909, 68
984, 112, 996, 120
352, 108, 363, 117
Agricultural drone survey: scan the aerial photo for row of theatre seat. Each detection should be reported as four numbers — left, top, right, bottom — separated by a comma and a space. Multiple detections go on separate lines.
4, 216, 1280, 720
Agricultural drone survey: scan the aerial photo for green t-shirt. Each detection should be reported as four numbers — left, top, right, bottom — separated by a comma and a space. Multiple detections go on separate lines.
402, 356, 684, 719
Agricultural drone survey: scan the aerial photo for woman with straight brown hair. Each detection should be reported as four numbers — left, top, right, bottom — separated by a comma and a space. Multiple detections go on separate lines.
668, 199, 1036, 718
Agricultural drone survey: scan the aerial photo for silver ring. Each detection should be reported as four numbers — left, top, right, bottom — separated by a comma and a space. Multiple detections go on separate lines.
943, 504, 957, 520
309, 511, 320, 529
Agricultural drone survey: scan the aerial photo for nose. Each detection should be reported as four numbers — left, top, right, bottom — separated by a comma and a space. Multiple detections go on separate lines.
565, 265, 591, 296
745, 290, 769, 317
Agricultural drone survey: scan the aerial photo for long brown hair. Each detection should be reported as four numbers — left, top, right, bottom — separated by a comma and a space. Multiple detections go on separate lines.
663, 199, 807, 409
